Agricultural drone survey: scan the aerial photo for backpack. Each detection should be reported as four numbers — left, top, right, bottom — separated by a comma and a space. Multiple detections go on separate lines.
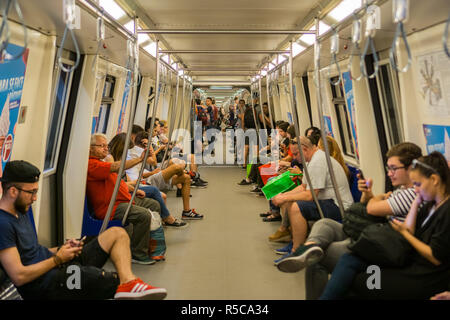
342, 202, 387, 241
244, 107, 256, 129
148, 210, 166, 261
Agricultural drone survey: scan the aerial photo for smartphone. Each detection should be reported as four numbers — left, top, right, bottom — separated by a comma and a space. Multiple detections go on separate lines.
389, 216, 405, 222
358, 169, 365, 180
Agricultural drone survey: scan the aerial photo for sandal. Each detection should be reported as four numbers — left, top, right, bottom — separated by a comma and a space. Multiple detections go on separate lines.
263, 214, 282, 222
259, 211, 278, 217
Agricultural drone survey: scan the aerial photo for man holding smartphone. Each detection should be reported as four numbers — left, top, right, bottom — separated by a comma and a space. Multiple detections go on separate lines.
0, 160, 167, 300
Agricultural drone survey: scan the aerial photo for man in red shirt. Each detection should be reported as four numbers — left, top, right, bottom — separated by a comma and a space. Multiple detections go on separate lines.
87, 133, 160, 265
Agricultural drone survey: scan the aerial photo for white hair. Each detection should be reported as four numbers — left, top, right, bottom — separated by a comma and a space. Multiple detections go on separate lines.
90, 133, 107, 146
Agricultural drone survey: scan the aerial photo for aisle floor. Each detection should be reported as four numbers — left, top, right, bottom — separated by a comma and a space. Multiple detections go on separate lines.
130, 166, 306, 300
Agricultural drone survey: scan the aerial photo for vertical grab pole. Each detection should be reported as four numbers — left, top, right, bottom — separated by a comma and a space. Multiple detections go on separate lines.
175, 76, 186, 132
100, 17, 140, 233
313, 19, 345, 220
258, 77, 267, 131
266, 72, 275, 129
160, 70, 180, 168
120, 37, 161, 226
250, 82, 260, 164
288, 40, 325, 220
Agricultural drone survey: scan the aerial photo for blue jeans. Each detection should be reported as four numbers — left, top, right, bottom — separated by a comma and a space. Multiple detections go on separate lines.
319, 253, 368, 300
138, 185, 170, 219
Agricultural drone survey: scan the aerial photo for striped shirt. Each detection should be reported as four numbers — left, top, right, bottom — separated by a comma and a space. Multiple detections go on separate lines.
387, 187, 416, 217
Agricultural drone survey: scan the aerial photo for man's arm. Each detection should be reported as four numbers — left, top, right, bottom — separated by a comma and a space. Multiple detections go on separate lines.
110, 149, 152, 173
0, 244, 80, 287
366, 192, 393, 216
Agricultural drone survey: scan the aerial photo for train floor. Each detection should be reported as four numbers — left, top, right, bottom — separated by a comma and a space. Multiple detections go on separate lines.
106, 166, 306, 300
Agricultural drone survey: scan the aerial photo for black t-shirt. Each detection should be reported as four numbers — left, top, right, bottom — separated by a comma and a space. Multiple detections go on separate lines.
0, 209, 55, 299
412, 199, 450, 272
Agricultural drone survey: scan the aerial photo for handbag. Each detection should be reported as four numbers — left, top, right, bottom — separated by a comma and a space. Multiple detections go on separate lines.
348, 222, 413, 267
342, 202, 386, 241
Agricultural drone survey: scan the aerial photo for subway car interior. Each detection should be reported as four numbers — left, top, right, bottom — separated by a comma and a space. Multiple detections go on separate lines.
0, 0, 450, 303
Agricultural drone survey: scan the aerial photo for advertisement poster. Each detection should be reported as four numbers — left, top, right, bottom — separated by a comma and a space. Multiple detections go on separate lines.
117, 70, 132, 133
0, 43, 29, 177
342, 71, 359, 158
416, 50, 450, 118
324, 116, 334, 137
423, 124, 450, 161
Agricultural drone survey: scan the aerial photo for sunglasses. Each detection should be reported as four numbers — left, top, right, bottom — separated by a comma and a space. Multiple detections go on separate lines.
411, 159, 438, 174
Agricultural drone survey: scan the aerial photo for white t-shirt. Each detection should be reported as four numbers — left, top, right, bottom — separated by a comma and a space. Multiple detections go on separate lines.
126, 145, 150, 182
305, 149, 354, 210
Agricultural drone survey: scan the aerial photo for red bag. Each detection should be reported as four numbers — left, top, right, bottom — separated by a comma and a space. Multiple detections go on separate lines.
259, 163, 279, 185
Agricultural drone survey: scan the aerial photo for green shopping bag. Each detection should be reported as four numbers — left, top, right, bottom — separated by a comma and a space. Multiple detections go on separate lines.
261, 171, 302, 200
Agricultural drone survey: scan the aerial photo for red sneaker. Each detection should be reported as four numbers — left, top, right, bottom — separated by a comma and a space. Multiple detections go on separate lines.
114, 278, 167, 300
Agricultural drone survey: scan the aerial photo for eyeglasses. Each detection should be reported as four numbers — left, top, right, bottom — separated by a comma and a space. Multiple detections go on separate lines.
411, 159, 438, 174
91, 144, 109, 149
385, 165, 406, 173
14, 186, 38, 196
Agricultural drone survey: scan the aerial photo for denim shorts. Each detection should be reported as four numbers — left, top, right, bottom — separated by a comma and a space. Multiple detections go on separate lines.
296, 199, 342, 222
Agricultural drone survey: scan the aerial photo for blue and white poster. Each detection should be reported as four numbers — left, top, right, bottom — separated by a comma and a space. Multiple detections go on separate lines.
324, 116, 334, 137
0, 43, 29, 177
342, 71, 359, 158
117, 70, 132, 133
423, 124, 450, 161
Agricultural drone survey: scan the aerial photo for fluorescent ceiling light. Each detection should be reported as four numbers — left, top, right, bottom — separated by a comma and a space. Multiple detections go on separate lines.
278, 55, 287, 63
292, 42, 306, 57
143, 42, 157, 57
99, 0, 126, 20
210, 86, 232, 90
124, 20, 134, 33
298, 22, 331, 45
162, 55, 170, 64
327, 0, 362, 21
138, 33, 150, 44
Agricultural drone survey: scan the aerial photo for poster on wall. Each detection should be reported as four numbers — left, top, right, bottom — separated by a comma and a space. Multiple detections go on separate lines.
0, 43, 29, 178
423, 124, 450, 161
416, 50, 450, 118
323, 116, 334, 137
342, 71, 359, 159
117, 70, 132, 133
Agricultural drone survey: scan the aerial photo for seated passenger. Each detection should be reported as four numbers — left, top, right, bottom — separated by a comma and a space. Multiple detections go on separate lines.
271, 137, 354, 263
126, 131, 204, 220
275, 142, 422, 300
87, 133, 161, 264
319, 151, 450, 300
108, 133, 187, 228
131, 124, 145, 144
267, 135, 348, 241
0, 160, 167, 300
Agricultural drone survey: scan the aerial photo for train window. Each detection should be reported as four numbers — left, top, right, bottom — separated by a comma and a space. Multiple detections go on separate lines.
330, 78, 356, 158
375, 63, 404, 149
95, 75, 115, 134
43, 61, 74, 173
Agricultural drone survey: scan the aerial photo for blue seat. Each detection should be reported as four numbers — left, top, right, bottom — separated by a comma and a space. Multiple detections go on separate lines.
81, 197, 122, 237
347, 165, 362, 203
